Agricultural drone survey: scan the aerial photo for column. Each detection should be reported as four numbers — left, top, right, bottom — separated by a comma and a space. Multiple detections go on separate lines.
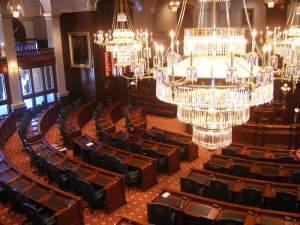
44, 13, 69, 101
0, 17, 5, 44
1, 14, 26, 111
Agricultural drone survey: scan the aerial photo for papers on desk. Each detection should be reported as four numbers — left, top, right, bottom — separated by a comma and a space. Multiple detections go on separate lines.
59, 147, 67, 152
86, 142, 94, 147
162, 192, 170, 198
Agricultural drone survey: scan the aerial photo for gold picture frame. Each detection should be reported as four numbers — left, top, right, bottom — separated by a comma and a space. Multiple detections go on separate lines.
68, 32, 91, 68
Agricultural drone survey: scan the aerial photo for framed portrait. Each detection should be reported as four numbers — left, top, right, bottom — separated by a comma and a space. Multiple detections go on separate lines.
241, 8, 254, 27
68, 32, 91, 68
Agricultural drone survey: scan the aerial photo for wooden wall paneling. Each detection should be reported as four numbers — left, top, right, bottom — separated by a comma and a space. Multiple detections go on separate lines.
266, 4, 287, 28
59, 0, 132, 102
60, 11, 99, 101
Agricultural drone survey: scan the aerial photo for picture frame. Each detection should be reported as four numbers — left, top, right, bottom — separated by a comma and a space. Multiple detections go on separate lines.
241, 8, 254, 27
68, 32, 91, 68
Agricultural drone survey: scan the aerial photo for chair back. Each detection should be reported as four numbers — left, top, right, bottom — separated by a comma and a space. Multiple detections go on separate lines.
274, 191, 297, 212
241, 187, 262, 207
232, 164, 250, 177
180, 177, 203, 195
291, 171, 300, 184
147, 203, 176, 225
207, 180, 229, 201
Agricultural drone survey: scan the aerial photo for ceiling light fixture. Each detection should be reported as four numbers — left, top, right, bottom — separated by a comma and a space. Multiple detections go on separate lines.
7, 0, 23, 18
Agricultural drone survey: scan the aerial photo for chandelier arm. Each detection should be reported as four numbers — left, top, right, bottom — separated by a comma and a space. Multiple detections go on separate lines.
290, 0, 297, 27
197, 3, 203, 28
242, 0, 263, 60
112, 0, 118, 30
286, 0, 295, 26
119, 74, 153, 80
225, 1, 230, 28
163, 0, 188, 59
200, 2, 205, 27
212, 0, 216, 28
124, 0, 134, 30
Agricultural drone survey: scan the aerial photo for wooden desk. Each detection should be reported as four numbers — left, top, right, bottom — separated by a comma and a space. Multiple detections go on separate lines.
232, 123, 300, 150
0, 152, 83, 225
38, 103, 60, 136
124, 106, 147, 129
205, 155, 300, 184
72, 135, 157, 190
29, 140, 126, 212
133, 126, 198, 162
0, 113, 16, 147
148, 189, 300, 225
114, 132, 180, 174
64, 100, 99, 139
181, 169, 300, 205
223, 144, 299, 164
117, 215, 149, 225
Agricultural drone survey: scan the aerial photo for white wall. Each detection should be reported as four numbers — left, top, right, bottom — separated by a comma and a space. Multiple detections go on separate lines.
21, 18, 34, 38
32, 16, 47, 40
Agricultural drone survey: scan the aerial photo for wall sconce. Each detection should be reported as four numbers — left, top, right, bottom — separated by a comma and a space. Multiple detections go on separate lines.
296, 7, 300, 15
265, 0, 276, 8
169, 0, 180, 12
0, 43, 6, 58
281, 83, 291, 96
8, 61, 18, 74
294, 107, 300, 123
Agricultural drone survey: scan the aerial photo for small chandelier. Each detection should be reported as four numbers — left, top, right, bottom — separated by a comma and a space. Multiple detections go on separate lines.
265, 0, 276, 8
169, 0, 181, 12
94, 0, 152, 82
266, 0, 300, 91
7, 0, 23, 18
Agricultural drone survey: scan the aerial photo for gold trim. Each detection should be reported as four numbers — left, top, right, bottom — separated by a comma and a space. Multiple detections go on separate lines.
68, 32, 91, 68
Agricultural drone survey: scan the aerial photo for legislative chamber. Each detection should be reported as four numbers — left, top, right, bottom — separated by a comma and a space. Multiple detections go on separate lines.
0, 0, 299, 224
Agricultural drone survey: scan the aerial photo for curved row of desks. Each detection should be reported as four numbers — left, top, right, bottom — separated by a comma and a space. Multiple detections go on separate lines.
204, 155, 300, 184
181, 168, 300, 212
23, 104, 127, 212
0, 113, 84, 225
223, 144, 300, 164
72, 135, 158, 191
62, 101, 159, 190
132, 126, 198, 162
232, 123, 300, 149
249, 104, 289, 124
148, 188, 300, 225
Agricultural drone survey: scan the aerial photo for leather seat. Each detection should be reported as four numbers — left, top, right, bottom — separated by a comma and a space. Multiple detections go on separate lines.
273, 191, 298, 212
21, 202, 56, 225
232, 164, 250, 177
180, 177, 204, 196
205, 180, 229, 202
291, 170, 300, 184
241, 187, 263, 207
73, 178, 105, 209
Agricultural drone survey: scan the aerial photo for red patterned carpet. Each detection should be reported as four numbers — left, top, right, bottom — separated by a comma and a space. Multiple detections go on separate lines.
1, 115, 211, 225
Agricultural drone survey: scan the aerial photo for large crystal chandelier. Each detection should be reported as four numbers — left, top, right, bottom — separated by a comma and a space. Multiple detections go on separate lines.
94, 0, 151, 80
267, 0, 300, 90
154, 0, 274, 149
